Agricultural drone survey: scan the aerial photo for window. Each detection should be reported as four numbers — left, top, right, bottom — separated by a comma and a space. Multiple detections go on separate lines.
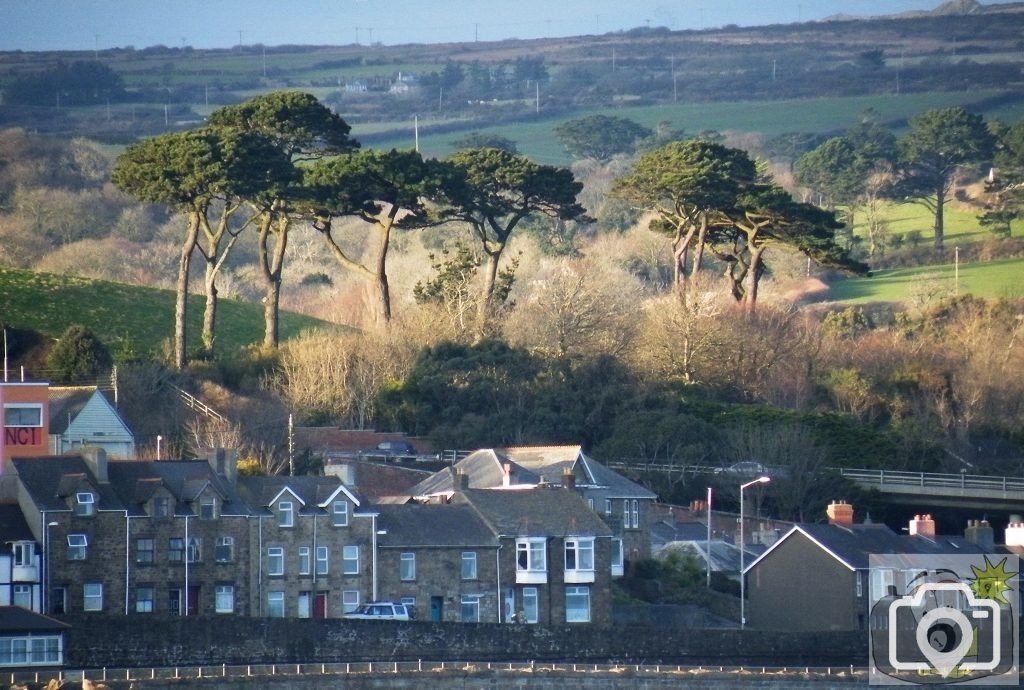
74, 492, 96, 516
152, 496, 170, 519
298, 547, 311, 575
215, 536, 234, 563
136, 538, 154, 564
216, 585, 234, 613
168, 537, 184, 563
268, 547, 284, 576
186, 536, 202, 563
588, 498, 594, 510
605, 499, 612, 515
343, 545, 359, 574
0, 636, 60, 666
50, 586, 67, 615
401, 596, 416, 611
316, 546, 329, 575
461, 551, 477, 580
266, 591, 285, 618
623, 500, 629, 528
278, 500, 294, 527
199, 495, 217, 520
13, 541, 34, 567
611, 538, 624, 577
565, 538, 595, 582
297, 592, 311, 618
516, 538, 546, 574
522, 587, 539, 624
135, 586, 154, 613
460, 596, 480, 623
84, 583, 103, 612
342, 590, 360, 613
12, 584, 31, 608
67, 534, 87, 560
565, 586, 591, 623
4, 403, 42, 427
400, 552, 416, 581
332, 500, 348, 527
631, 499, 640, 529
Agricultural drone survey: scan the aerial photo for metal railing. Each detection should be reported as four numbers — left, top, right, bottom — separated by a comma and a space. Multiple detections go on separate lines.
835, 467, 1024, 494
169, 384, 226, 423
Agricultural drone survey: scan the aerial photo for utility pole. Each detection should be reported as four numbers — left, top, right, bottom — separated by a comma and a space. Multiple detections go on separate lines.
414, 114, 419, 152
772, 59, 777, 81
262, 46, 267, 78
535, 82, 540, 114
474, 23, 479, 42
288, 413, 295, 476
238, 29, 243, 46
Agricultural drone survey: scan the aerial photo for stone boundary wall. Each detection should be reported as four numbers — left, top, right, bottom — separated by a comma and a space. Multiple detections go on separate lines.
61, 616, 867, 669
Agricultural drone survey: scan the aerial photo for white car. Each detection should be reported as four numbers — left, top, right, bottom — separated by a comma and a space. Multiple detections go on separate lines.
342, 602, 415, 621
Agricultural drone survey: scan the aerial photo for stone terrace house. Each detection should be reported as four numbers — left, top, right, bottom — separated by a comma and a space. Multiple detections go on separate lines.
745, 503, 991, 631
409, 445, 655, 570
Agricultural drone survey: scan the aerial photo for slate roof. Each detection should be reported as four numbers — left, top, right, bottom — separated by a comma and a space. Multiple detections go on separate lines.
0, 607, 70, 633
747, 522, 990, 573
0, 505, 34, 543
375, 503, 497, 548
236, 475, 364, 517
107, 460, 250, 517
408, 445, 656, 500
13, 457, 126, 513
455, 487, 613, 538
47, 387, 98, 435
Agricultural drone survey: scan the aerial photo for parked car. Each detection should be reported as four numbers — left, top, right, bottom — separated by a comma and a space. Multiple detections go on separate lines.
358, 440, 418, 460
714, 461, 773, 477
342, 602, 415, 620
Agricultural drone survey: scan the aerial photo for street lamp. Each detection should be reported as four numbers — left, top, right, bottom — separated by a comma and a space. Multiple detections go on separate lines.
156, 435, 162, 461
739, 476, 770, 629
44, 521, 58, 614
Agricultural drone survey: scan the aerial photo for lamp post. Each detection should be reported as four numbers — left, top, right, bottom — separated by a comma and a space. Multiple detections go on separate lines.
44, 520, 58, 614
156, 435, 162, 461
739, 476, 770, 629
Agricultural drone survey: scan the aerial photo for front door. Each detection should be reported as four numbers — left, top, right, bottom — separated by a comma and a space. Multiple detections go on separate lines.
314, 592, 328, 618
430, 596, 443, 622
187, 585, 201, 616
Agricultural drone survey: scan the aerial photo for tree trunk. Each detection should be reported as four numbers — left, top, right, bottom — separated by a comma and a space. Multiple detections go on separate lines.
202, 262, 218, 355
743, 245, 767, 316
175, 214, 201, 370
258, 210, 290, 349
933, 178, 946, 252
372, 206, 399, 325
477, 247, 503, 328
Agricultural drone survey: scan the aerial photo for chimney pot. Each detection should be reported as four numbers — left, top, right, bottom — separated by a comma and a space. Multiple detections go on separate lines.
826, 500, 854, 526
909, 514, 936, 538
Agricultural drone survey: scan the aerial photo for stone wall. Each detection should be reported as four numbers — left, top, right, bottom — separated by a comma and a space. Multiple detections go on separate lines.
61, 615, 866, 669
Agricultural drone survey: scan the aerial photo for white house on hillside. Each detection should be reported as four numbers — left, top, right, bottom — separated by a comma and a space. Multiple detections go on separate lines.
48, 387, 135, 459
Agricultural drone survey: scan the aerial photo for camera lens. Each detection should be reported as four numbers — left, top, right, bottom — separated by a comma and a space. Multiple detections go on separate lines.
926, 621, 960, 653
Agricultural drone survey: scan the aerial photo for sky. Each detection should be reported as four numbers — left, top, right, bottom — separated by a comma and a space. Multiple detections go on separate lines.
1, 0, 1019, 51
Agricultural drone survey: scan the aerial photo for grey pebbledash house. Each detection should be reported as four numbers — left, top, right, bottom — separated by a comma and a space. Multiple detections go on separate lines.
409, 445, 656, 571
744, 502, 990, 631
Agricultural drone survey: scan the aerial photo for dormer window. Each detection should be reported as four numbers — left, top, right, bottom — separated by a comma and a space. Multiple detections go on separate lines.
278, 500, 294, 527
75, 492, 96, 516
153, 496, 170, 519
199, 495, 217, 520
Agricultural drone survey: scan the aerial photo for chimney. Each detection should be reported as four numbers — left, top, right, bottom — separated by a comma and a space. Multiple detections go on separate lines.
207, 448, 238, 484
964, 519, 995, 550
502, 463, 512, 487
561, 469, 576, 491
82, 447, 108, 483
909, 514, 936, 539
1005, 521, 1024, 547
455, 469, 470, 490
826, 500, 854, 526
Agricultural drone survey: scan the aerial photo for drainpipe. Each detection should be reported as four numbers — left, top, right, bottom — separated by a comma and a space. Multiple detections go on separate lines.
257, 516, 263, 616
183, 514, 189, 616
495, 544, 502, 623
124, 513, 131, 615
371, 514, 378, 602
312, 512, 318, 588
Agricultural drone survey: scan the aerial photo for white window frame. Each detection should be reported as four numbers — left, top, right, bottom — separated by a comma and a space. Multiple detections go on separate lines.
316, 546, 329, 575
4, 403, 42, 427
564, 537, 595, 583
83, 582, 103, 612
460, 595, 481, 623
13, 541, 34, 567
332, 500, 349, 527
75, 492, 96, 517
298, 547, 311, 575
605, 498, 612, 515
0, 635, 60, 666
400, 552, 416, 581
215, 584, 235, 613
268, 546, 284, 576
199, 495, 217, 520
215, 536, 234, 563
266, 590, 285, 618
152, 496, 170, 519
168, 537, 184, 563
297, 591, 311, 619
461, 551, 477, 580
136, 538, 154, 564
342, 590, 360, 613
278, 500, 294, 527
135, 586, 154, 613
611, 538, 624, 577
343, 545, 359, 574
623, 500, 629, 528
186, 536, 202, 563
12, 584, 31, 609
516, 538, 547, 583
522, 587, 539, 624
565, 585, 591, 623
631, 499, 640, 529
67, 534, 87, 560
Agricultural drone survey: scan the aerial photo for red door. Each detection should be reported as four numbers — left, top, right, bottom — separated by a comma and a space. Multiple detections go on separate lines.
314, 592, 328, 618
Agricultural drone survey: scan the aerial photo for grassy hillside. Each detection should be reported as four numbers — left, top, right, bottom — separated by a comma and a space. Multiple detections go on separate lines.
827, 256, 1024, 304
0, 268, 332, 356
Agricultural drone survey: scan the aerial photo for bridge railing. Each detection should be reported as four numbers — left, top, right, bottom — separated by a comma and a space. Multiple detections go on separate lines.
836, 468, 1024, 493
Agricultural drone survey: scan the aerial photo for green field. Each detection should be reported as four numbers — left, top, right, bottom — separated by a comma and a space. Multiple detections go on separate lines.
827, 257, 1024, 304
366, 89, 1021, 165
849, 200, 1024, 246
0, 268, 331, 356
